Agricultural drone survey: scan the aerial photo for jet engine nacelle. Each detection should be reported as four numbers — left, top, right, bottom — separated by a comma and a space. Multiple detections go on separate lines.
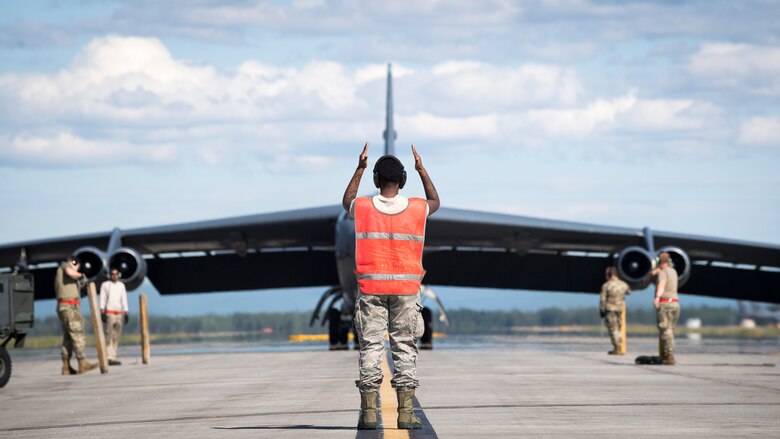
73, 246, 107, 281
108, 247, 147, 291
616, 246, 654, 288
657, 246, 691, 287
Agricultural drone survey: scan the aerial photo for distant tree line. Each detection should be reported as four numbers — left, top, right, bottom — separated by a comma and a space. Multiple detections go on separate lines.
442, 305, 738, 334
28, 306, 739, 337
29, 311, 315, 338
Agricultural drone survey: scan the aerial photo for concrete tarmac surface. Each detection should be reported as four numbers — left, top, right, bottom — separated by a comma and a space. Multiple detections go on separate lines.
1, 336, 779, 438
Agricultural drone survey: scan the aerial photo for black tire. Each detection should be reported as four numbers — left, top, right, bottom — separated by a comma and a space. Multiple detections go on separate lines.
339, 318, 350, 348
328, 308, 347, 350
420, 307, 434, 350
0, 346, 11, 388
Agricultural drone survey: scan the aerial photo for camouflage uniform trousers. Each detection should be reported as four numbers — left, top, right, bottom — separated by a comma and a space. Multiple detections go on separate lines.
604, 310, 622, 351
354, 292, 425, 393
657, 302, 681, 357
57, 305, 88, 361
105, 314, 124, 361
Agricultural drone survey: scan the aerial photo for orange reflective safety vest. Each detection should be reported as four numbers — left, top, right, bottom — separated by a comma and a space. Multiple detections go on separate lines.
354, 197, 428, 295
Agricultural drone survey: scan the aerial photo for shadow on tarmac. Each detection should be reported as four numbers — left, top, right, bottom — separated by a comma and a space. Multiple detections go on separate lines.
212, 424, 355, 430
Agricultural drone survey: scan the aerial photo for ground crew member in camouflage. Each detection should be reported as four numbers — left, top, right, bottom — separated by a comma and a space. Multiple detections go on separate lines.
342, 143, 440, 430
55, 255, 98, 375
599, 267, 631, 355
650, 252, 680, 365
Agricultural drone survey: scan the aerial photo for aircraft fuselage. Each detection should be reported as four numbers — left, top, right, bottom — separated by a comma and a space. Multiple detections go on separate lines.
334, 210, 358, 306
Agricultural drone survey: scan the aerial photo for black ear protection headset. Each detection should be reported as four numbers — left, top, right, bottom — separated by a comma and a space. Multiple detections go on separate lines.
373, 155, 407, 189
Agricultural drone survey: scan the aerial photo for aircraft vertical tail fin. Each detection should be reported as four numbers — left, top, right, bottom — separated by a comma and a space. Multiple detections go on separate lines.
383, 63, 396, 157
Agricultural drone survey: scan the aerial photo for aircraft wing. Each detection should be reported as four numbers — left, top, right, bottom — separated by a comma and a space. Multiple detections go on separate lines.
2, 205, 778, 303
0, 206, 343, 299
423, 208, 780, 303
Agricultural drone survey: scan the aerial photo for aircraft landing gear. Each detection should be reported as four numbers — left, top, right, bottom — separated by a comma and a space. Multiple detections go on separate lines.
420, 307, 434, 350
310, 286, 353, 351
327, 308, 350, 351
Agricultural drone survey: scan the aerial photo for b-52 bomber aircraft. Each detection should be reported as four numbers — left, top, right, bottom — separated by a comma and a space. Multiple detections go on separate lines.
1, 64, 779, 350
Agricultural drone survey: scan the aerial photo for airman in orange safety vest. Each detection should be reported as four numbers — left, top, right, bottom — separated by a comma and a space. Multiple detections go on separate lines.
342, 143, 440, 430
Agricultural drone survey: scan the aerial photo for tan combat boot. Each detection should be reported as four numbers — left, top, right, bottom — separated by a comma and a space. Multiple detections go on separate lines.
61, 359, 77, 375
78, 358, 98, 374
397, 389, 422, 430
357, 392, 378, 430
662, 353, 676, 365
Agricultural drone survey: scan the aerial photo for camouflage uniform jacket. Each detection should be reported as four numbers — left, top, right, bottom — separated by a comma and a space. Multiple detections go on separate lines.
600, 278, 631, 313
54, 262, 82, 301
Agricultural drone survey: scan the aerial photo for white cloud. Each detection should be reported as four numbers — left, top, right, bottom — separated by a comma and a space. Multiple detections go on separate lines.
523, 92, 636, 138
68, 35, 211, 84
399, 113, 499, 140
355, 63, 414, 85
1, 132, 176, 166
0, 35, 591, 167
0, 36, 368, 129
423, 61, 583, 112
431, 61, 484, 76
0, 35, 746, 169
739, 116, 780, 147
616, 99, 722, 133
686, 43, 780, 95
297, 61, 359, 111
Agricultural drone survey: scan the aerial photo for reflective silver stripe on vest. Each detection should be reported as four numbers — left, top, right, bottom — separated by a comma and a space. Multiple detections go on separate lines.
356, 273, 425, 281
355, 232, 425, 242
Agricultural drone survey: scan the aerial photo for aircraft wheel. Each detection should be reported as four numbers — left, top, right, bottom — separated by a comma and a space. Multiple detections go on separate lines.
0, 346, 11, 388
328, 309, 346, 350
339, 319, 350, 349
420, 307, 433, 350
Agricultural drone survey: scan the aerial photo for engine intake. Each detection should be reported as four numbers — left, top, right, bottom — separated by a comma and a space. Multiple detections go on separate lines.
616, 246, 653, 288
108, 247, 147, 291
73, 247, 106, 281
657, 246, 691, 287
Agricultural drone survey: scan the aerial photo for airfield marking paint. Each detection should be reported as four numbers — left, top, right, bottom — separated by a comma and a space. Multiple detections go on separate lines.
380, 348, 439, 438
4, 402, 780, 433
380, 353, 409, 438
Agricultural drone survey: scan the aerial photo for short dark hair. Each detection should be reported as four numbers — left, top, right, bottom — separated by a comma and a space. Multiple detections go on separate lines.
374, 156, 404, 183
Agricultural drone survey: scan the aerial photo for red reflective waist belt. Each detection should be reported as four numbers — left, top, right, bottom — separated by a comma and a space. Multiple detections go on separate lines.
105, 310, 124, 315
659, 298, 679, 303
58, 299, 80, 305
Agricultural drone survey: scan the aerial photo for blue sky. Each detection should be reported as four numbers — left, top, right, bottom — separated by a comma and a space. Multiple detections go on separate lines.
1, 1, 778, 317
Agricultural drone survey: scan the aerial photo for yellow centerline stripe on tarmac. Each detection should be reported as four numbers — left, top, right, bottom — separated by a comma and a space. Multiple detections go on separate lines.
380, 353, 409, 439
